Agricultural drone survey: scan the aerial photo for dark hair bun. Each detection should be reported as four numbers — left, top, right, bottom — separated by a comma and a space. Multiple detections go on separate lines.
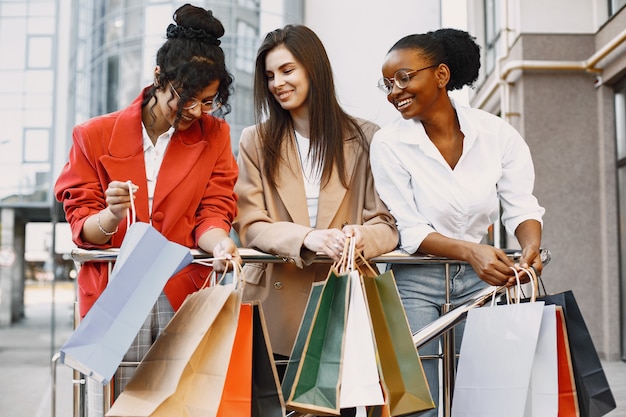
166, 4, 224, 46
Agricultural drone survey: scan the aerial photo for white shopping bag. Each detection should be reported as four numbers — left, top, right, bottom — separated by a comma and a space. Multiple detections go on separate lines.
451, 292, 545, 417
339, 269, 385, 408
525, 304, 559, 417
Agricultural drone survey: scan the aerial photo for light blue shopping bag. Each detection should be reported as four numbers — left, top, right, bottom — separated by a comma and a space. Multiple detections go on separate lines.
59, 222, 193, 384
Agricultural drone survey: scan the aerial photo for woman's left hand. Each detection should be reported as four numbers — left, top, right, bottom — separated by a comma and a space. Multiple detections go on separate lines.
342, 224, 365, 254
212, 237, 242, 272
517, 245, 543, 276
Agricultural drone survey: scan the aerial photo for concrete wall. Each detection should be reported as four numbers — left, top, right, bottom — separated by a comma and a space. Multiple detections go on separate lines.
303, 0, 443, 126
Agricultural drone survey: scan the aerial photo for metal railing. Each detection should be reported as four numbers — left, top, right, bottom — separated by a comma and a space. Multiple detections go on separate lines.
51, 247, 551, 417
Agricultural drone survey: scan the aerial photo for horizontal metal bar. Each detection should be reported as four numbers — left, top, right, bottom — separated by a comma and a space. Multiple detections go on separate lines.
412, 285, 502, 349
69, 245, 550, 361
70, 247, 551, 266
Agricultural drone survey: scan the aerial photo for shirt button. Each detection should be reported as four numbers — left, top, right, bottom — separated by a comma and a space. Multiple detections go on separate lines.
274, 281, 284, 290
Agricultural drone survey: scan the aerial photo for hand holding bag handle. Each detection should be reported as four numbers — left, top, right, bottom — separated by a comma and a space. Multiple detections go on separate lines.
60, 181, 194, 385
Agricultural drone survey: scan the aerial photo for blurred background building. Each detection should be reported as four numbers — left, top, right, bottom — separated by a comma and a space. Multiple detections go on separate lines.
1, 0, 626, 364
465, 0, 626, 361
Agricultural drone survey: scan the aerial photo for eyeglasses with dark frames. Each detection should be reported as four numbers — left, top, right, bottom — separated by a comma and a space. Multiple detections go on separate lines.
377, 64, 439, 95
169, 81, 221, 114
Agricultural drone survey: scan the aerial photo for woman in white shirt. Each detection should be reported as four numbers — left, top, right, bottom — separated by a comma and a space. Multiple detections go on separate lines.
370, 28, 545, 417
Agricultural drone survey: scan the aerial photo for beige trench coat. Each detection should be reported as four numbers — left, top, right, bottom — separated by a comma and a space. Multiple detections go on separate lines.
233, 119, 399, 356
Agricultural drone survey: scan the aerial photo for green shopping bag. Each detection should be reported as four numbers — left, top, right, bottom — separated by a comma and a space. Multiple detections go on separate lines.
281, 281, 324, 403
285, 269, 350, 416
359, 259, 435, 417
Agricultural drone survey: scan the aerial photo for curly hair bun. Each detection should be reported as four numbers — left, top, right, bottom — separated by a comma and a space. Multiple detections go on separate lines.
167, 4, 225, 46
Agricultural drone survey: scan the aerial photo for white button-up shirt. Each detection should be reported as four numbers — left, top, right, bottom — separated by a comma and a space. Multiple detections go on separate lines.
142, 124, 174, 216
370, 101, 545, 255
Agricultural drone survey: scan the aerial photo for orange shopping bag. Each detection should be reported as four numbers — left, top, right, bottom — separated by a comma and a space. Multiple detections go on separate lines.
217, 303, 253, 417
556, 306, 579, 416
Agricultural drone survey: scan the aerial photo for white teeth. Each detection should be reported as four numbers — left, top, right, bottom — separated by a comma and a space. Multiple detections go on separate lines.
396, 98, 412, 109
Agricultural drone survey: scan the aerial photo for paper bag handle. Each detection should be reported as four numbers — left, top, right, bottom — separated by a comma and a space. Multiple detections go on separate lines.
126, 180, 137, 228
504, 266, 537, 303
195, 258, 244, 289
355, 251, 380, 278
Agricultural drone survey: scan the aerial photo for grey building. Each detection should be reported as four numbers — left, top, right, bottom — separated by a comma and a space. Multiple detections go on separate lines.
467, 0, 626, 359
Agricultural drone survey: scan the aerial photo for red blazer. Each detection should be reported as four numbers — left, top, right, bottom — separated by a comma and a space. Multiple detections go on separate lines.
55, 88, 238, 317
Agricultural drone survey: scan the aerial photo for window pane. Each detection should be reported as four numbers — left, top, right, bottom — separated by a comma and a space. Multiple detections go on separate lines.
616, 85, 626, 160
24, 70, 53, 94
28, 36, 53, 68
27, 16, 55, 34
23, 129, 50, 162
0, 18, 27, 70
610, 0, 626, 15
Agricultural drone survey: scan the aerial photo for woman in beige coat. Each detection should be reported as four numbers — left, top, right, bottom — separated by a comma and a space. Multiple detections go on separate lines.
234, 25, 399, 364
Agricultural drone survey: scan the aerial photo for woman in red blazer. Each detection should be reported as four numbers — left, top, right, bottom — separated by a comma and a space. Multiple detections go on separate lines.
54, 4, 240, 403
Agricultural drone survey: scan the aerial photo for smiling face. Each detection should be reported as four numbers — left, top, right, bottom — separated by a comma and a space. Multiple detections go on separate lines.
159, 79, 221, 130
381, 48, 447, 121
264, 45, 310, 116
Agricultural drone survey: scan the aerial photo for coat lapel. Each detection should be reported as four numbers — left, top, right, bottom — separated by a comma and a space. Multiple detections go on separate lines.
274, 131, 358, 229
315, 139, 356, 229
275, 132, 311, 226
152, 122, 207, 209
99, 100, 151, 221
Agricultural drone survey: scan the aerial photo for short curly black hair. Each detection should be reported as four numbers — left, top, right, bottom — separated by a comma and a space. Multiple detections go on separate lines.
389, 28, 481, 91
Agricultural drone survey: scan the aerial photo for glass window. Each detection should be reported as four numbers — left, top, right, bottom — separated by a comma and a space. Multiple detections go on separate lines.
235, 20, 257, 73
27, 16, 55, 35
1, 2, 27, 17
610, 0, 626, 15
24, 69, 53, 94
617, 83, 626, 160
23, 129, 50, 162
0, 17, 27, 70
28, 36, 53, 68
483, 0, 500, 75
238, 0, 259, 7
616, 80, 626, 359
26, 0, 55, 17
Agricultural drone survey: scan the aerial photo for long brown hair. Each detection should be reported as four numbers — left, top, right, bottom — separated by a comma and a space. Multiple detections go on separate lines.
253, 24, 366, 189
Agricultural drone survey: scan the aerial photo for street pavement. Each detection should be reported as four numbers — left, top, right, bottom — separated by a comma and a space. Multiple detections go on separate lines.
1, 281, 625, 417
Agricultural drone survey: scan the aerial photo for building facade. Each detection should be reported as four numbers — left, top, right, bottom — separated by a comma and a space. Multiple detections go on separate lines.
0, 0, 441, 327
467, 0, 626, 359
0, 0, 303, 326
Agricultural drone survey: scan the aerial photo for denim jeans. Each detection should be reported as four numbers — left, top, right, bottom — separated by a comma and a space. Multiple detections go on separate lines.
390, 263, 487, 417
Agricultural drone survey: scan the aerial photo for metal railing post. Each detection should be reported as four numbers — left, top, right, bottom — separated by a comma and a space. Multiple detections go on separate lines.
441, 263, 455, 417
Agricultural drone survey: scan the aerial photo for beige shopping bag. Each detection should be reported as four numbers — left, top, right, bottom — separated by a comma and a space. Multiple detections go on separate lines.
107, 283, 241, 417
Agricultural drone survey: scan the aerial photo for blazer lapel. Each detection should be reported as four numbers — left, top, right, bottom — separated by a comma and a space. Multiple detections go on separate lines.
315, 139, 356, 229
153, 123, 206, 208
275, 132, 311, 226
99, 102, 151, 221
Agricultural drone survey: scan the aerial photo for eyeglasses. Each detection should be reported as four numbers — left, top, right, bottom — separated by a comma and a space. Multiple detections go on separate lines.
377, 65, 438, 95
169, 81, 221, 114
